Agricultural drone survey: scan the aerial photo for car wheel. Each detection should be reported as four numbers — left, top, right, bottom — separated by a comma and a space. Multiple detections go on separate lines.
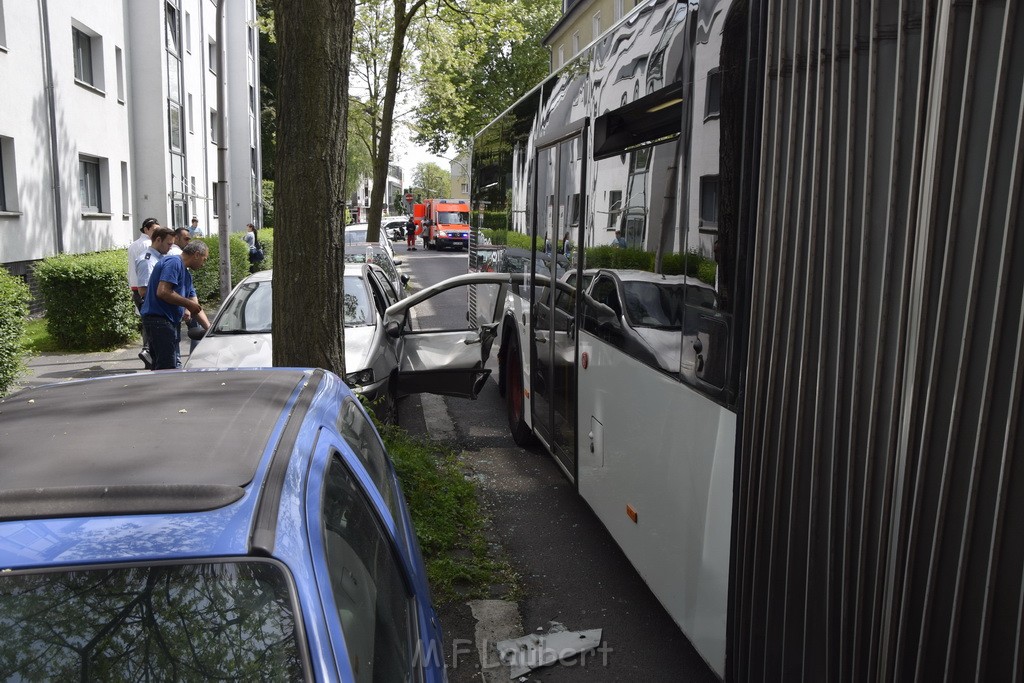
504, 334, 534, 446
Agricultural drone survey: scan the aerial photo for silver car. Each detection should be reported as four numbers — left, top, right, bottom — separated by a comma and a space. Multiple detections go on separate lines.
186, 267, 521, 423
344, 241, 409, 298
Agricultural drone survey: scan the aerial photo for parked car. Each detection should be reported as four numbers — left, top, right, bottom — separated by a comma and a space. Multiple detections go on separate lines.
0, 368, 446, 681
345, 241, 409, 297
186, 269, 521, 417
186, 265, 404, 421
344, 222, 398, 263
382, 217, 409, 242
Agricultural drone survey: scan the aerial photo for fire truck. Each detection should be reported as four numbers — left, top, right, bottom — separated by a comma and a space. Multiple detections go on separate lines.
413, 198, 471, 251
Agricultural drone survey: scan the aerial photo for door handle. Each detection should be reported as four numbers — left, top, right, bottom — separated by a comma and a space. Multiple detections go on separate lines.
463, 336, 482, 345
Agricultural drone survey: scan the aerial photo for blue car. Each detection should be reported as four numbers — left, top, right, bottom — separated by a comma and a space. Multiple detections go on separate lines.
0, 368, 446, 682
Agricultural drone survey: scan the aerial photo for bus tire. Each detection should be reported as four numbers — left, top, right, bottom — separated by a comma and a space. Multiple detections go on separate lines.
504, 335, 534, 447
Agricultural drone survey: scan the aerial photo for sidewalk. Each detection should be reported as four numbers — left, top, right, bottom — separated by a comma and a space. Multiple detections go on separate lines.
16, 342, 195, 392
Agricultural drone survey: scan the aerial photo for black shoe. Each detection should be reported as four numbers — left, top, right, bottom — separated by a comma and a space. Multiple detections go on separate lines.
138, 350, 153, 370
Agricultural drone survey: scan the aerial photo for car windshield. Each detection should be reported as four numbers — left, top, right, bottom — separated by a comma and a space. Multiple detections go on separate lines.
622, 281, 687, 328
0, 561, 304, 680
344, 229, 369, 243
213, 276, 373, 334
436, 211, 469, 224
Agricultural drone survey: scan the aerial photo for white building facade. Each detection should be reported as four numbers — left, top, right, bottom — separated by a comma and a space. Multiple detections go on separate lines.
0, 0, 260, 281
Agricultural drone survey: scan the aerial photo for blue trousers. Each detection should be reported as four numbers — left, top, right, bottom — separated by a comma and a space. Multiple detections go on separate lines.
142, 316, 180, 370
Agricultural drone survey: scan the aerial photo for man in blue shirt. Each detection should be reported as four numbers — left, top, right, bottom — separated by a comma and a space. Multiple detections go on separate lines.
140, 241, 211, 370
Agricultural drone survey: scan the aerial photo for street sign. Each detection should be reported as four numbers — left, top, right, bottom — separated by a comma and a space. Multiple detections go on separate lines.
404, 192, 414, 202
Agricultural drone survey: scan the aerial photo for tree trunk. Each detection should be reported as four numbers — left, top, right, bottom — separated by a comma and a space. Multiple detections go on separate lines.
366, 0, 424, 242
272, 0, 355, 374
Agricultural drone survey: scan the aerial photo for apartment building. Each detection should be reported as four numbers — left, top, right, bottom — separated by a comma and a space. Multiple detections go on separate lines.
0, 0, 260, 283
544, 0, 644, 71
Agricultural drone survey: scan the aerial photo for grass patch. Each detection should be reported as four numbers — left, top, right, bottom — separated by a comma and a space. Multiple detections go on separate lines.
20, 318, 62, 354
380, 424, 516, 602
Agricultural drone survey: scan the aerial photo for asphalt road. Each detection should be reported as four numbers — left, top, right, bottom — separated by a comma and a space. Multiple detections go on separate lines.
396, 243, 719, 682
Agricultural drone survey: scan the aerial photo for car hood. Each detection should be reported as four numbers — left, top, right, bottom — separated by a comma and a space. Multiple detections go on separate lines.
185, 327, 378, 370
631, 326, 682, 374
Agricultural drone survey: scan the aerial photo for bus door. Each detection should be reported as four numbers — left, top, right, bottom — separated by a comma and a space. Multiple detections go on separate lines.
531, 136, 582, 478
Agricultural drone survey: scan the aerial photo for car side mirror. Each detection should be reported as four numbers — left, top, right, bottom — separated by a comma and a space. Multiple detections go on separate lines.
385, 320, 403, 339
187, 326, 208, 341
400, 274, 410, 287
393, 258, 403, 266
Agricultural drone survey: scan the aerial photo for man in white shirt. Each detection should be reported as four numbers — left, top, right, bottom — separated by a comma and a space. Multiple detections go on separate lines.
128, 218, 160, 368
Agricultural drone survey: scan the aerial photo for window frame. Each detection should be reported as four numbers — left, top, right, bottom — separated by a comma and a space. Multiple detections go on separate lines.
72, 27, 94, 86
78, 155, 103, 213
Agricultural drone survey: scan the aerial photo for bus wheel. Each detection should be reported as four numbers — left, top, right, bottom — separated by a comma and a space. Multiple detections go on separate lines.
505, 335, 534, 446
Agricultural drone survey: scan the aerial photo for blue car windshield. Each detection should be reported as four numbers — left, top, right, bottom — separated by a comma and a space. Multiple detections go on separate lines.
0, 560, 304, 680
214, 277, 374, 333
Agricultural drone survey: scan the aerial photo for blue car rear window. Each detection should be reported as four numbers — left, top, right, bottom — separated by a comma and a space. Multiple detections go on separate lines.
0, 560, 305, 681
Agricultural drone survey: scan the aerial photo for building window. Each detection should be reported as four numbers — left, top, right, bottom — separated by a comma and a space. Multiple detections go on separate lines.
614, 0, 624, 21
72, 27, 94, 86
558, 45, 565, 67
0, 140, 8, 211
572, 31, 580, 55
115, 46, 124, 101
165, 2, 180, 55
79, 155, 103, 212
169, 103, 183, 151
705, 68, 721, 118
699, 176, 719, 227
120, 161, 130, 217
210, 109, 218, 142
184, 11, 191, 53
593, 12, 601, 40
208, 39, 218, 74
607, 190, 622, 229
0, 0, 7, 50
248, 26, 254, 55
212, 182, 219, 217
190, 176, 196, 215
249, 85, 256, 113
187, 93, 194, 132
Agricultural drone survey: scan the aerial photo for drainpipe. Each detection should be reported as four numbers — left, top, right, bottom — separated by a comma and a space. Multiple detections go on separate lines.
216, 0, 231, 299
38, 0, 64, 254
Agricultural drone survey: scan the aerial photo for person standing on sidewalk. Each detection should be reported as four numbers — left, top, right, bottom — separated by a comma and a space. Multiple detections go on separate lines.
140, 242, 211, 370
128, 218, 160, 368
405, 216, 417, 251
134, 227, 176, 300
168, 227, 192, 255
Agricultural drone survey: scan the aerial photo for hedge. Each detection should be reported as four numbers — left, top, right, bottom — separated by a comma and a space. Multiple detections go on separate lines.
252, 228, 274, 273
33, 251, 138, 350
0, 269, 30, 395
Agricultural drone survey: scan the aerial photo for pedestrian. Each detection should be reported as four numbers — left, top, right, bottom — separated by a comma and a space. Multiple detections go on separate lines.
243, 222, 256, 249
422, 219, 432, 250
167, 227, 192, 256
140, 241, 211, 370
245, 223, 265, 272
612, 230, 627, 248
562, 231, 572, 257
405, 216, 417, 251
134, 227, 176, 300
128, 217, 160, 368
190, 217, 204, 237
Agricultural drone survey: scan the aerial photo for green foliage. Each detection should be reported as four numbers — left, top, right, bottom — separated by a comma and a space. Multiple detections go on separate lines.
480, 211, 509, 231
411, 163, 451, 199
379, 425, 514, 600
19, 318, 60, 354
33, 251, 137, 351
191, 236, 252, 301
480, 229, 535, 250
0, 269, 30, 395
261, 180, 275, 228
414, 0, 561, 152
583, 246, 716, 281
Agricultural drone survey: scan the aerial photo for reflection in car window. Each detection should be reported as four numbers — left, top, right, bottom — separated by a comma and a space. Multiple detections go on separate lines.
322, 457, 417, 683
213, 281, 272, 333
344, 229, 369, 243
622, 282, 686, 328
343, 276, 374, 326
336, 398, 407, 540
0, 561, 304, 680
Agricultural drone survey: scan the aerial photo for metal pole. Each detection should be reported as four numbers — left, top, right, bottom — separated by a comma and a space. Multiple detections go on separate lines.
216, 0, 231, 300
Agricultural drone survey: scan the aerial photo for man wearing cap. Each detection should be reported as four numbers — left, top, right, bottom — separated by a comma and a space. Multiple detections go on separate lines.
140, 241, 211, 370
128, 218, 160, 368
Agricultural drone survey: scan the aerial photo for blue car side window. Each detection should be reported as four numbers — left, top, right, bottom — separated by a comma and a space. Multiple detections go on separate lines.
321, 456, 418, 682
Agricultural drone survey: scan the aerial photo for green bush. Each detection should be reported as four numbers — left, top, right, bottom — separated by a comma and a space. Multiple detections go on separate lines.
0, 269, 30, 395
191, 235, 251, 301
480, 211, 509, 231
480, 228, 537, 250
33, 251, 137, 350
261, 179, 275, 228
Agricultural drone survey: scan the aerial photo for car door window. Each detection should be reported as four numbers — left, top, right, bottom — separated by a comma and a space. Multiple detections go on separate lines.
336, 398, 408, 542
369, 270, 398, 308
321, 455, 418, 683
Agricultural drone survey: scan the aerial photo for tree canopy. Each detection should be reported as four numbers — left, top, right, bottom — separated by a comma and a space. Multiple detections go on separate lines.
413, 0, 559, 153
411, 162, 451, 199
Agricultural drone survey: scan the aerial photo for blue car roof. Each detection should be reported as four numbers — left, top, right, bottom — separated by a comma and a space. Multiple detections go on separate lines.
0, 369, 316, 568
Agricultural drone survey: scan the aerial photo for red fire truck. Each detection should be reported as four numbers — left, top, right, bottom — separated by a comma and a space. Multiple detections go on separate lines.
413, 198, 471, 251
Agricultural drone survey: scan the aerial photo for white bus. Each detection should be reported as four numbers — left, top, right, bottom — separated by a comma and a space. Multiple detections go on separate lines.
465, 0, 1024, 680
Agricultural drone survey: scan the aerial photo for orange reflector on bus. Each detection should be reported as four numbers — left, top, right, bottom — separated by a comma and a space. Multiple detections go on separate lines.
626, 504, 638, 524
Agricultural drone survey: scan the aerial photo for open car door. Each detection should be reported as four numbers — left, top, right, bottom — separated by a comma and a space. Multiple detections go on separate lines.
384, 273, 526, 399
